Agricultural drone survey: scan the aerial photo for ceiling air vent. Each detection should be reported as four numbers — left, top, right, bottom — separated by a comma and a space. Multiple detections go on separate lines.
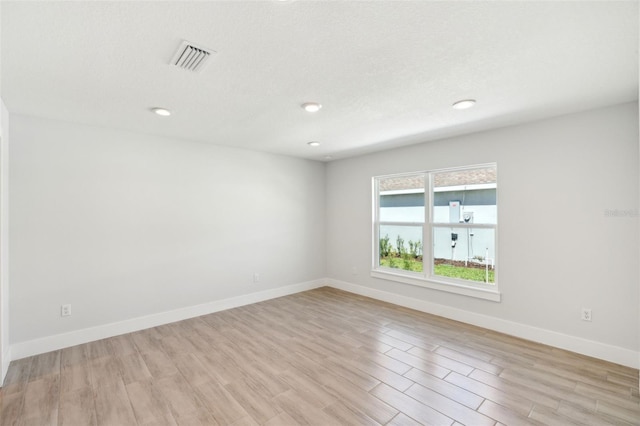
170, 40, 215, 72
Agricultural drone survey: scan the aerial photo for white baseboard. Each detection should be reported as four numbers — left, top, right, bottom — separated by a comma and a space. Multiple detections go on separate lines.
10, 279, 325, 361
1, 346, 10, 385
327, 279, 639, 369
8, 278, 638, 370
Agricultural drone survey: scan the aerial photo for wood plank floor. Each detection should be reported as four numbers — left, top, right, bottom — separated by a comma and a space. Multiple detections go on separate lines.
1, 287, 639, 425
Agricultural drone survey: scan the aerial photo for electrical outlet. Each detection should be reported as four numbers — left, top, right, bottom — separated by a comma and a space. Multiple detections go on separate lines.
581, 308, 592, 322
253, 273, 260, 283
61, 304, 72, 317
351, 266, 358, 275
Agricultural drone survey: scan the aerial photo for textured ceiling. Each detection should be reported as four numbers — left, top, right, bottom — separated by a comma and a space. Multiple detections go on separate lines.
1, 1, 638, 161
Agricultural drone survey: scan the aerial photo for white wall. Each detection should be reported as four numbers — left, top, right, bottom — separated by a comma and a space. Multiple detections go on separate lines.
326, 102, 639, 366
1, 98, 9, 382
6, 103, 639, 370
9, 115, 326, 347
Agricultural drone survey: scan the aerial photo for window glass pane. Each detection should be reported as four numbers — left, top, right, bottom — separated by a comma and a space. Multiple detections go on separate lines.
378, 175, 425, 223
432, 227, 495, 284
432, 167, 496, 224
379, 224, 423, 272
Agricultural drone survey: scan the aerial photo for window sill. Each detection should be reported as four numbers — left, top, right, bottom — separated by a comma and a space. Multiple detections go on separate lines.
370, 269, 501, 302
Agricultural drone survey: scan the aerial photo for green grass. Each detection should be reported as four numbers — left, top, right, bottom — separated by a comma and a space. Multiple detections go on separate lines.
380, 257, 495, 283
380, 256, 423, 272
434, 263, 495, 283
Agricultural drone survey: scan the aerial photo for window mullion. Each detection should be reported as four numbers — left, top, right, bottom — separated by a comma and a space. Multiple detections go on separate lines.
424, 172, 431, 278
432, 223, 496, 229
373, 177, 380, 269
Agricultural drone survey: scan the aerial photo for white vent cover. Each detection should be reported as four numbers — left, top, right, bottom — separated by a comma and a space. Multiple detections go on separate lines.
170, 40, 215, 72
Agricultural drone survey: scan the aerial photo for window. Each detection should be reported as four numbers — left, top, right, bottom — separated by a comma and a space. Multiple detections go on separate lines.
373, 164, 499, 301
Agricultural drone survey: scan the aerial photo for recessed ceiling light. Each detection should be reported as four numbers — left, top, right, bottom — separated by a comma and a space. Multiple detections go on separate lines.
301, 102, 322, 113
151, 107, 171, 116
307, 141, 321, 147
452, 99, 476, 110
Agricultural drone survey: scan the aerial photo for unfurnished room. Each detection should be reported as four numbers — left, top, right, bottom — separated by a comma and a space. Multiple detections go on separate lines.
0, 1, 639, 425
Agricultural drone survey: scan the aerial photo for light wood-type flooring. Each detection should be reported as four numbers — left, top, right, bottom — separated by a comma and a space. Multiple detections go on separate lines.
1, 287, 639, 425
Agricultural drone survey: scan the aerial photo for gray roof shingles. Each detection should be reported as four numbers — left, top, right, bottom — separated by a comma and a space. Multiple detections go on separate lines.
379, 167, 496, 191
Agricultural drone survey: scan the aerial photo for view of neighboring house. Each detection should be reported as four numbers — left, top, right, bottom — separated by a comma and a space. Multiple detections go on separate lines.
378, 166, 497, 282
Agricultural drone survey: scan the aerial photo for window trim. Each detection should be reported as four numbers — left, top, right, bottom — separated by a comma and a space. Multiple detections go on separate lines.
372, 164, 500, 302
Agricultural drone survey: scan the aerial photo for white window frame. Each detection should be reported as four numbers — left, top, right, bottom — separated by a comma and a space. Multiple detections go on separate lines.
372, 164, 500, 302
